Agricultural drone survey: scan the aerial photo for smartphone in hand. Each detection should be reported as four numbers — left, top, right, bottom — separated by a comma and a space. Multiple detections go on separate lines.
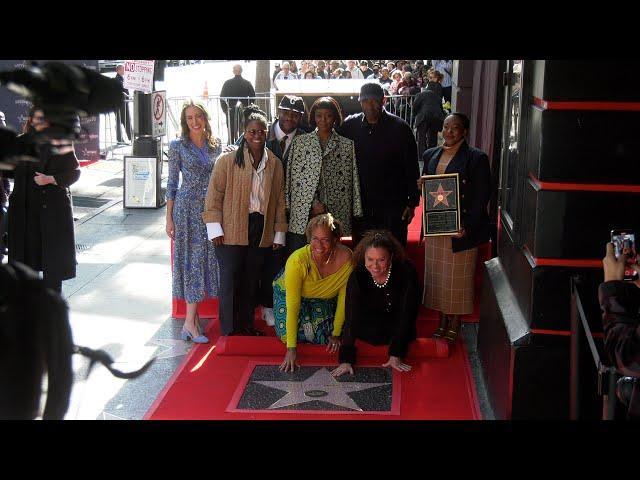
611, 229, 639, 281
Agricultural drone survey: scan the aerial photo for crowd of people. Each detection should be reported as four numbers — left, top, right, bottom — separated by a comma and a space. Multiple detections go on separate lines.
168, 79, 493, 376
272, 60, 452, 103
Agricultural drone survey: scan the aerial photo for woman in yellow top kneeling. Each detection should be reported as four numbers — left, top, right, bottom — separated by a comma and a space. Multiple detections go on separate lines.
275, 214, 353, 372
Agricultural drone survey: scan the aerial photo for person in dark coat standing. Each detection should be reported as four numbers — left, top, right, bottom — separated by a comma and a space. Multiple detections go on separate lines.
114, 65, 132, 144
0, 110, 9, 262
338, 82, 421, 248
599, 242, 640, 418
7, 108, 81, 293
413, 70, 445, 157
219, 64, 256, 143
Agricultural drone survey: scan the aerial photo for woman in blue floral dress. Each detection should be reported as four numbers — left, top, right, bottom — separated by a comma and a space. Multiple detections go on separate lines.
166, 100, 222, 343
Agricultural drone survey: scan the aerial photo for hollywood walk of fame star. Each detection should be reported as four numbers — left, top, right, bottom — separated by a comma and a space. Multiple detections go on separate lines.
99, 411, 126, 420
254, 367, 390, 411
148, 338, 192, 360
429, 183, 453, 208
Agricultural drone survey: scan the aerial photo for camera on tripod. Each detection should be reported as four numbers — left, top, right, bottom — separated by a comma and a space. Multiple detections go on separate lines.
0, 61, 124, 168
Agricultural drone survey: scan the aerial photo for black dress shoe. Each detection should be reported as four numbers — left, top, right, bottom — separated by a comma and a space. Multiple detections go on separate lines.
617, 376, 637, 407
243, 327, 264, 337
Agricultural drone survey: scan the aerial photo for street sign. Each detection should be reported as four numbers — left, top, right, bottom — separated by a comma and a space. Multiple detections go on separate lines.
123, 60, 155, 93
151, 90, 166, 137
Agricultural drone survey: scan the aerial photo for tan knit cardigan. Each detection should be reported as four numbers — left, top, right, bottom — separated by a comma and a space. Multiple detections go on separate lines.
202, 147, 287, 247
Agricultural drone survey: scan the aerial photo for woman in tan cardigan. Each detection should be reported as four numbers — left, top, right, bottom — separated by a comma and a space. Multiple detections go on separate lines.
203, 107, 287, 336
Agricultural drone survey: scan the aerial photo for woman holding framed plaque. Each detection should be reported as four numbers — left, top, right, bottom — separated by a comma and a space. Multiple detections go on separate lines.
417, 113, 491, 343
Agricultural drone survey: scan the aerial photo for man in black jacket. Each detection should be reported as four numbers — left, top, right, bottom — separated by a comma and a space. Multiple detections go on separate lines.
114, 65, 132, 144
338, 82, 420, 247
266, 95, 307, 175
220, 64, 256, 143
600, 242, 640, 418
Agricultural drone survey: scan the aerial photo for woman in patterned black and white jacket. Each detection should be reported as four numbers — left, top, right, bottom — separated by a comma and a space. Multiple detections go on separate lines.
285, 96, 363, 254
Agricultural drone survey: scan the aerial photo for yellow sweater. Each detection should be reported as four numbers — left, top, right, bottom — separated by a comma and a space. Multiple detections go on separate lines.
284, 245, 353, 348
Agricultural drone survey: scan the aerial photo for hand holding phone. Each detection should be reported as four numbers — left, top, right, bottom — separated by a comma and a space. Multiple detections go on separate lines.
611, 229, 639, 281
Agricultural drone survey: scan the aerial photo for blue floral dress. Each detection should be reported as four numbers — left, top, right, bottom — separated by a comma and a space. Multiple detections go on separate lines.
167, 137, 221, 303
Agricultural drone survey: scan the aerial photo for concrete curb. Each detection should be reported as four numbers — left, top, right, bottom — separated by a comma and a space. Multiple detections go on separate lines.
75, 198, 123, 227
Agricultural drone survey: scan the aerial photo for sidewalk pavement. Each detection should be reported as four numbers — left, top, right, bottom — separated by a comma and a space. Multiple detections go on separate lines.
61, 156, 192, 420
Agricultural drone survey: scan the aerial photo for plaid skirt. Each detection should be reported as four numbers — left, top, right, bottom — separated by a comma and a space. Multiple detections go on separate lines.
422, 236, 477, 315
272, 268, 337, 345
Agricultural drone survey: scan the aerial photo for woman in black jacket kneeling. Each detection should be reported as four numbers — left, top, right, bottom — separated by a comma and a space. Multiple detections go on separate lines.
331, 230, 420, 377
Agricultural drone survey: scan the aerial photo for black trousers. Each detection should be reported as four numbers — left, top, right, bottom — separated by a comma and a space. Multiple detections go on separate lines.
115, 103, 132, 142
442, 86, 452, 104
285, 232, 308, 258
258, 246, 285, 308
352, 208, 409, 249
416, 120, 441, 159
214, 213, 270, 335
42, 273, 62, 294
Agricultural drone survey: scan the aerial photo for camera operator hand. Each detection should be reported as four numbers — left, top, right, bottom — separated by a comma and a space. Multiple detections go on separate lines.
33, 172, 56, 186
603, 242, 640, 287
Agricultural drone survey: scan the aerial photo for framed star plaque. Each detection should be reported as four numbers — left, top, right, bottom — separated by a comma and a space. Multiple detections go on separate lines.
422, 173, 461, 236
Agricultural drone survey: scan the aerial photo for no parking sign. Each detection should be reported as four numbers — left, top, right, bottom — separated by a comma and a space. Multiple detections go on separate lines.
123, 60, 155, 93
151, 90, 166, 137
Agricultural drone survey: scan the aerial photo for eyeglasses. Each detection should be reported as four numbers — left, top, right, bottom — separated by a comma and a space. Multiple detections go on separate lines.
33, 116, 45, 121
246, 129, 267, 136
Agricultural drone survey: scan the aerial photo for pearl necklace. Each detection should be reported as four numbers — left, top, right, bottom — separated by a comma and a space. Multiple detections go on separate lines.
372, 266, 392, 288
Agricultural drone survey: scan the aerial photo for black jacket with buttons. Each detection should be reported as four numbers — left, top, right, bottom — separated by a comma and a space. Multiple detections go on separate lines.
422, 141, 491, 253
7, 132, 80, 280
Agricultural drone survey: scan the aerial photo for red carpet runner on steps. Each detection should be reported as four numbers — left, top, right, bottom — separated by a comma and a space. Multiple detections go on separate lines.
147, 200, 488, 419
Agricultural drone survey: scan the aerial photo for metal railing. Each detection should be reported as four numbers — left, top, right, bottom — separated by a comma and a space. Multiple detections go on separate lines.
569, 276, 619, 420
98, 98, 135, 159
385, 94, 417, 128
96, 92, 422, 157
164, 95, 276, 146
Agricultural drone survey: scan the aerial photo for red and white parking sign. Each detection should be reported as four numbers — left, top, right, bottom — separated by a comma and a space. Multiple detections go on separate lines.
151, 91, 166, 137
123, 60, 155, 93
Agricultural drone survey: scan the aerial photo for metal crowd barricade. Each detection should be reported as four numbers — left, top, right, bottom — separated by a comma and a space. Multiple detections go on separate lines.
99, 97, 134, 159
569, 276, 619, 420
164, 94, 276, 147
384, 94, 417, 129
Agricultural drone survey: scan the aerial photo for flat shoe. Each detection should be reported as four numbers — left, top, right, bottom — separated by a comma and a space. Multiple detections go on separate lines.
443, 328, 459, 343
432, 327, 446, 338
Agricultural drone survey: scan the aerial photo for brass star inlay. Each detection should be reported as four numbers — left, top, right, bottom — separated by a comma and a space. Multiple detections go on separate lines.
429, 183, 453, 208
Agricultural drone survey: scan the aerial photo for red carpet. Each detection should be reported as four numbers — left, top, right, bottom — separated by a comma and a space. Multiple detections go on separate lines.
149, 200, 489, 420
145, 333, 480, 420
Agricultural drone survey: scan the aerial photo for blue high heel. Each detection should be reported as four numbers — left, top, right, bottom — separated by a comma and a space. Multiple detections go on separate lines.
198, 318, 206, 334
181, 327, 209, 344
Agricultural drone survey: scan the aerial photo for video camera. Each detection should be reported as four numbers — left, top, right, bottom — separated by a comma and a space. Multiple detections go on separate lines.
0, 61, 151, 419
0, 61, 124, 168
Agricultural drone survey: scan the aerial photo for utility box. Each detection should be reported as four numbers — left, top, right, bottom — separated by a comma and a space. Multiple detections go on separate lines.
124, 137, 165, 208
126, 89, 167, 209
